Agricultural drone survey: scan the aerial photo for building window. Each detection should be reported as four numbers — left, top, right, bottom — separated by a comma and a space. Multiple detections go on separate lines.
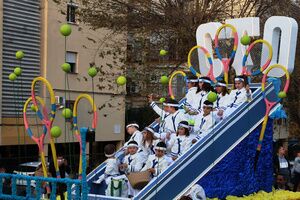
67, 1, 78, 23
66, 51, 78, 73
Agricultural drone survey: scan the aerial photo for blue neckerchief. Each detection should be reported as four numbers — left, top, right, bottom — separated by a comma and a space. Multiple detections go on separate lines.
152, 159, 158, 168
150, 145, 155, 155
177, 138, 181, 154
128, 156, 133, 165
217, 96, 220, 108
198, 93, 205, 109
199, 118, 206, 130
171, 112, 180, 132
230, 91, 241, 108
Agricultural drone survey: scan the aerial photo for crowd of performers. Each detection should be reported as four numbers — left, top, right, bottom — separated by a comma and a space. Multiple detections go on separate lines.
94, 74, 252, 199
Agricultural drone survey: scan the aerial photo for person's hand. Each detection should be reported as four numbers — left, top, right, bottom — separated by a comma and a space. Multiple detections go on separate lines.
246, 85, 250, 93
166, 132, 171, 140
217, 110, 223, 117
155, 117, 161, 123
148, 94, 154, 103
148, 168, 156, 174
172, 156, 177, 161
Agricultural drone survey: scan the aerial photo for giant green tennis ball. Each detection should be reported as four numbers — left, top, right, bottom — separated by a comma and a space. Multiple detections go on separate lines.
62, 108, 72, 119
207, 92, 217, 103
16, 51, 24, 60
61, 63, 71, 73
88, 67, 98, 78
159, 97, 166, 103
50, 126, 62, 138
60, 24, 72, 37
14, 67, 22, 76
160, 75, 169, 85
278, 91, 287, 98
159, 49, 168, 56
9, 73, 17, 81
241, 35, 251, 46
116, 76, 127, 86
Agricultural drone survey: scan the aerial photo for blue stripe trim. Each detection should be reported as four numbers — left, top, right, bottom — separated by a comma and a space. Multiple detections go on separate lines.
189, 66, 198, 76
73, 117, 77, 124
51, 104, 56, 112
208, 58, 213, 65
242, 55, 247, 66
36, 110, 43, 120
215, 47, 222, 60
27, 128, 33, 137
230, 50, 236, 60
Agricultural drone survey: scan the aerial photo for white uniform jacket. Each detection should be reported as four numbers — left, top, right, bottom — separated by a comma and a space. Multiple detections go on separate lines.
123, 153, 144, 173
168, 135, 192, 157
141, 155, 169, 177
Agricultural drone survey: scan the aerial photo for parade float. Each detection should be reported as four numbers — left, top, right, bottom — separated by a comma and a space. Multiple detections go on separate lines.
0, 16, 299, 200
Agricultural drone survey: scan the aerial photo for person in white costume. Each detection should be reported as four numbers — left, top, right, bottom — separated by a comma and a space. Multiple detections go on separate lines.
167, 121, 192, 161
213, 80, 229, 123
186, 77, 213, 116
124, 123, 143, 148
93, 144, 128, 197
141, 141, 169, 177
119, 141, 144, 197
148, 94, 170, 138
218, 75, 252, 119
180, 184, 206, 200
185, 74, 199, 109
193, 100, 215, 141
139, 127, 159, 158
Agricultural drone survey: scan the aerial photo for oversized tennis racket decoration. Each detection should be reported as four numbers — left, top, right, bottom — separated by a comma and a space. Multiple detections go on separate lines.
23, 96, 49, 181
168, 70, 187, 100
254, 64, 290, 170
188, 45, 216, 82
214, 24, 238, 85
73, 94, 97, 179
242, 39, 273, 76
30, 77, 61, 178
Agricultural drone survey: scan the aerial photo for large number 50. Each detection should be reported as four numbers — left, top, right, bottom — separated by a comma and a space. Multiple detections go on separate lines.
196, 16, 298, 78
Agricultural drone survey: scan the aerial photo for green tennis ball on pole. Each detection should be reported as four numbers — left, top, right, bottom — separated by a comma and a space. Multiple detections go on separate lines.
50, 126, 62, 138
240, 35, 251, 46
88, 67, 98, 78
159, 49, 168, 56
62, 108, 72, 119
30, 104, 37, 112
60, 24, 72, 37
9, 73, 17, 81
61, 63, 71, 73
117, 76, 127, 86
278, 91, 287, 98
16, 51, 24, 60
160, 75, 169, 85
14, 67, 22, 76
159, 97, 166, 103
207, 92, 217, 102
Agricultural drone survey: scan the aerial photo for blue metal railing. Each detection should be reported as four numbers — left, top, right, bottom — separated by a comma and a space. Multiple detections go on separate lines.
0, 127, 89, 200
